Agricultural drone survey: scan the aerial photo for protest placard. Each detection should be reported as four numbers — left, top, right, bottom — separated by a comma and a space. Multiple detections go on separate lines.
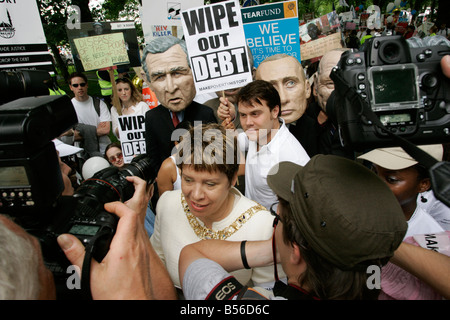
0, 0, 53, 73
299, 32, 342, 62
299, 11, 342, 61
242, 0, 301, 67
181, 0, 252, 95
118, 114, 146, 164
66, 21, 140, 72
141, 0, 203, 43
74, 33, 129, 71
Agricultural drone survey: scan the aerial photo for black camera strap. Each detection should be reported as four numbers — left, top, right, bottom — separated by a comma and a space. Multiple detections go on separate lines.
331, 67, 450, 207
80, 230, 111, 300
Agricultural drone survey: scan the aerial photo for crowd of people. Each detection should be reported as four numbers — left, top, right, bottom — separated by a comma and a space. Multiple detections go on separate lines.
342, 9, 450, 47
1, 9, 450, 302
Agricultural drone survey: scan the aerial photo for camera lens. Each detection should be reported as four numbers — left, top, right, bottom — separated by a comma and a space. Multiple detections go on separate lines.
121, 154, 157, 184
0, 70, 52, 104
380, 42, 401, 64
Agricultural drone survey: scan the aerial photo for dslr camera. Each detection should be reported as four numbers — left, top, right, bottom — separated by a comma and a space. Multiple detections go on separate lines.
0, 76, 156, 294
329, 35, 450, 150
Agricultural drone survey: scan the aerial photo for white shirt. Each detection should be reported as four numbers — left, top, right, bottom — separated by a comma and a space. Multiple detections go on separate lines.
417, 190, 450, 230
169, 155, 181, 190
71, 96, 111, 154
437, 28, 449, 37
405, 206, 445, 239
238, 118, 310, 210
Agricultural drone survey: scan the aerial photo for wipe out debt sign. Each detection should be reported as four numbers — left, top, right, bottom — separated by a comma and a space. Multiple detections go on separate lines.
181, 0, 252, 95
118, 115, 146, 164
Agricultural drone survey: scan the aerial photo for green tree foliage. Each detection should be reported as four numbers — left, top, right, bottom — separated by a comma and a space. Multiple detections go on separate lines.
37, 0, 444, 82
38, 0, 142, 81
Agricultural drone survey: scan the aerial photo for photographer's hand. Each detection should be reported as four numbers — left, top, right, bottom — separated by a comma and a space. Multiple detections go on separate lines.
57, 201, 176, 300
123, 176, 154, 224
441, 55, 450, 78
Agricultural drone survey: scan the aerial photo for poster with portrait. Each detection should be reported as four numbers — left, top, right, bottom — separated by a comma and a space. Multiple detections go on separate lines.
181, 0, 252, 95
66, 21, 140, 72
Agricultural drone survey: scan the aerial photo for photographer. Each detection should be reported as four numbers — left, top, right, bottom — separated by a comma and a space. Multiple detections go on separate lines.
179, 156, 408, 300
0, 214, 56, 300
0, 176, 176, 300
58, 176, 176, 300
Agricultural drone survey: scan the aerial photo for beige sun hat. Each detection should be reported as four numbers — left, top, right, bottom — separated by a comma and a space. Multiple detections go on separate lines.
358, 144, 443, 170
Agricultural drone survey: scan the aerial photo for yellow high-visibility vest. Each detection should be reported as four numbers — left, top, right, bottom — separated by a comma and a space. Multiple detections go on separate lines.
96, 70, 118, 96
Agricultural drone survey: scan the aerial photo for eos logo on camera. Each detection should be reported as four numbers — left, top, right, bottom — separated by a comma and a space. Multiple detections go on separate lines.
215, 281, 237, 300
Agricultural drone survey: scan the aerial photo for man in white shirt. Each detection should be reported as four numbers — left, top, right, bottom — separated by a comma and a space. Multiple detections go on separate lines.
236, 80, 310, 210
437, 22, 449, 39
63, 72, 111, 157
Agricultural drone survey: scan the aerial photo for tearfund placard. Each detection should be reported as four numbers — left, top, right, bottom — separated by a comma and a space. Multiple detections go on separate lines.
73, 33, 129, 71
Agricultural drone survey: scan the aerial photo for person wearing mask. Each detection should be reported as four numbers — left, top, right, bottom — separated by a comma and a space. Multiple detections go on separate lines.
142, 36, 217, 173
310, 48, 355, 159
234, 80, 310, 210
219, 54, 319, 157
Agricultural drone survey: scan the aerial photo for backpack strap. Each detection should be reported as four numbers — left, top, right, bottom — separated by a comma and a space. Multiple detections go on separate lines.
93, 96, 101, 117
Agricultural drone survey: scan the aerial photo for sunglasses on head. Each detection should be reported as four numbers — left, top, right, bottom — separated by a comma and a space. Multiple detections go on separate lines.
71, 83, 87, 88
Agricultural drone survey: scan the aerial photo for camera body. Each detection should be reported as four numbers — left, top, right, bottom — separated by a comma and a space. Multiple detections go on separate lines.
39, 155, 155, 268
0, 95, 77, 221
55, 154, 155, 262
329, 35, 450, 150
0, 94, 156, 285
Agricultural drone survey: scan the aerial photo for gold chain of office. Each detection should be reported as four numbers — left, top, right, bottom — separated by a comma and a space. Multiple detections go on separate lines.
181, 193, 266, 240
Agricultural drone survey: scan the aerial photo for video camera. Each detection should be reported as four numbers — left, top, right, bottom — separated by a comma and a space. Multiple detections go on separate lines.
329, 35, 450, 150
0, 71, 157, 297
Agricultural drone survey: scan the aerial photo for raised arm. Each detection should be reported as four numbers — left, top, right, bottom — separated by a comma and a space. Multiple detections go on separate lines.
391, 242, 450, 299
178, 239, 273, 286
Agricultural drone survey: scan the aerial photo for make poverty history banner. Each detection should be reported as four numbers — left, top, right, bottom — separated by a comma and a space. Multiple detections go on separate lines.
181, 0, 253, 95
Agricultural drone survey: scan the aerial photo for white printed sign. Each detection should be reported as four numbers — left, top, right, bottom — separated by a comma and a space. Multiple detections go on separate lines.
181, 0, 252, 95
118, 114, 146, 164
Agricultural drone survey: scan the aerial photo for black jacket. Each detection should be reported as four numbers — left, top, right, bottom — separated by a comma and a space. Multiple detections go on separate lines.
144, 101, 217, 171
